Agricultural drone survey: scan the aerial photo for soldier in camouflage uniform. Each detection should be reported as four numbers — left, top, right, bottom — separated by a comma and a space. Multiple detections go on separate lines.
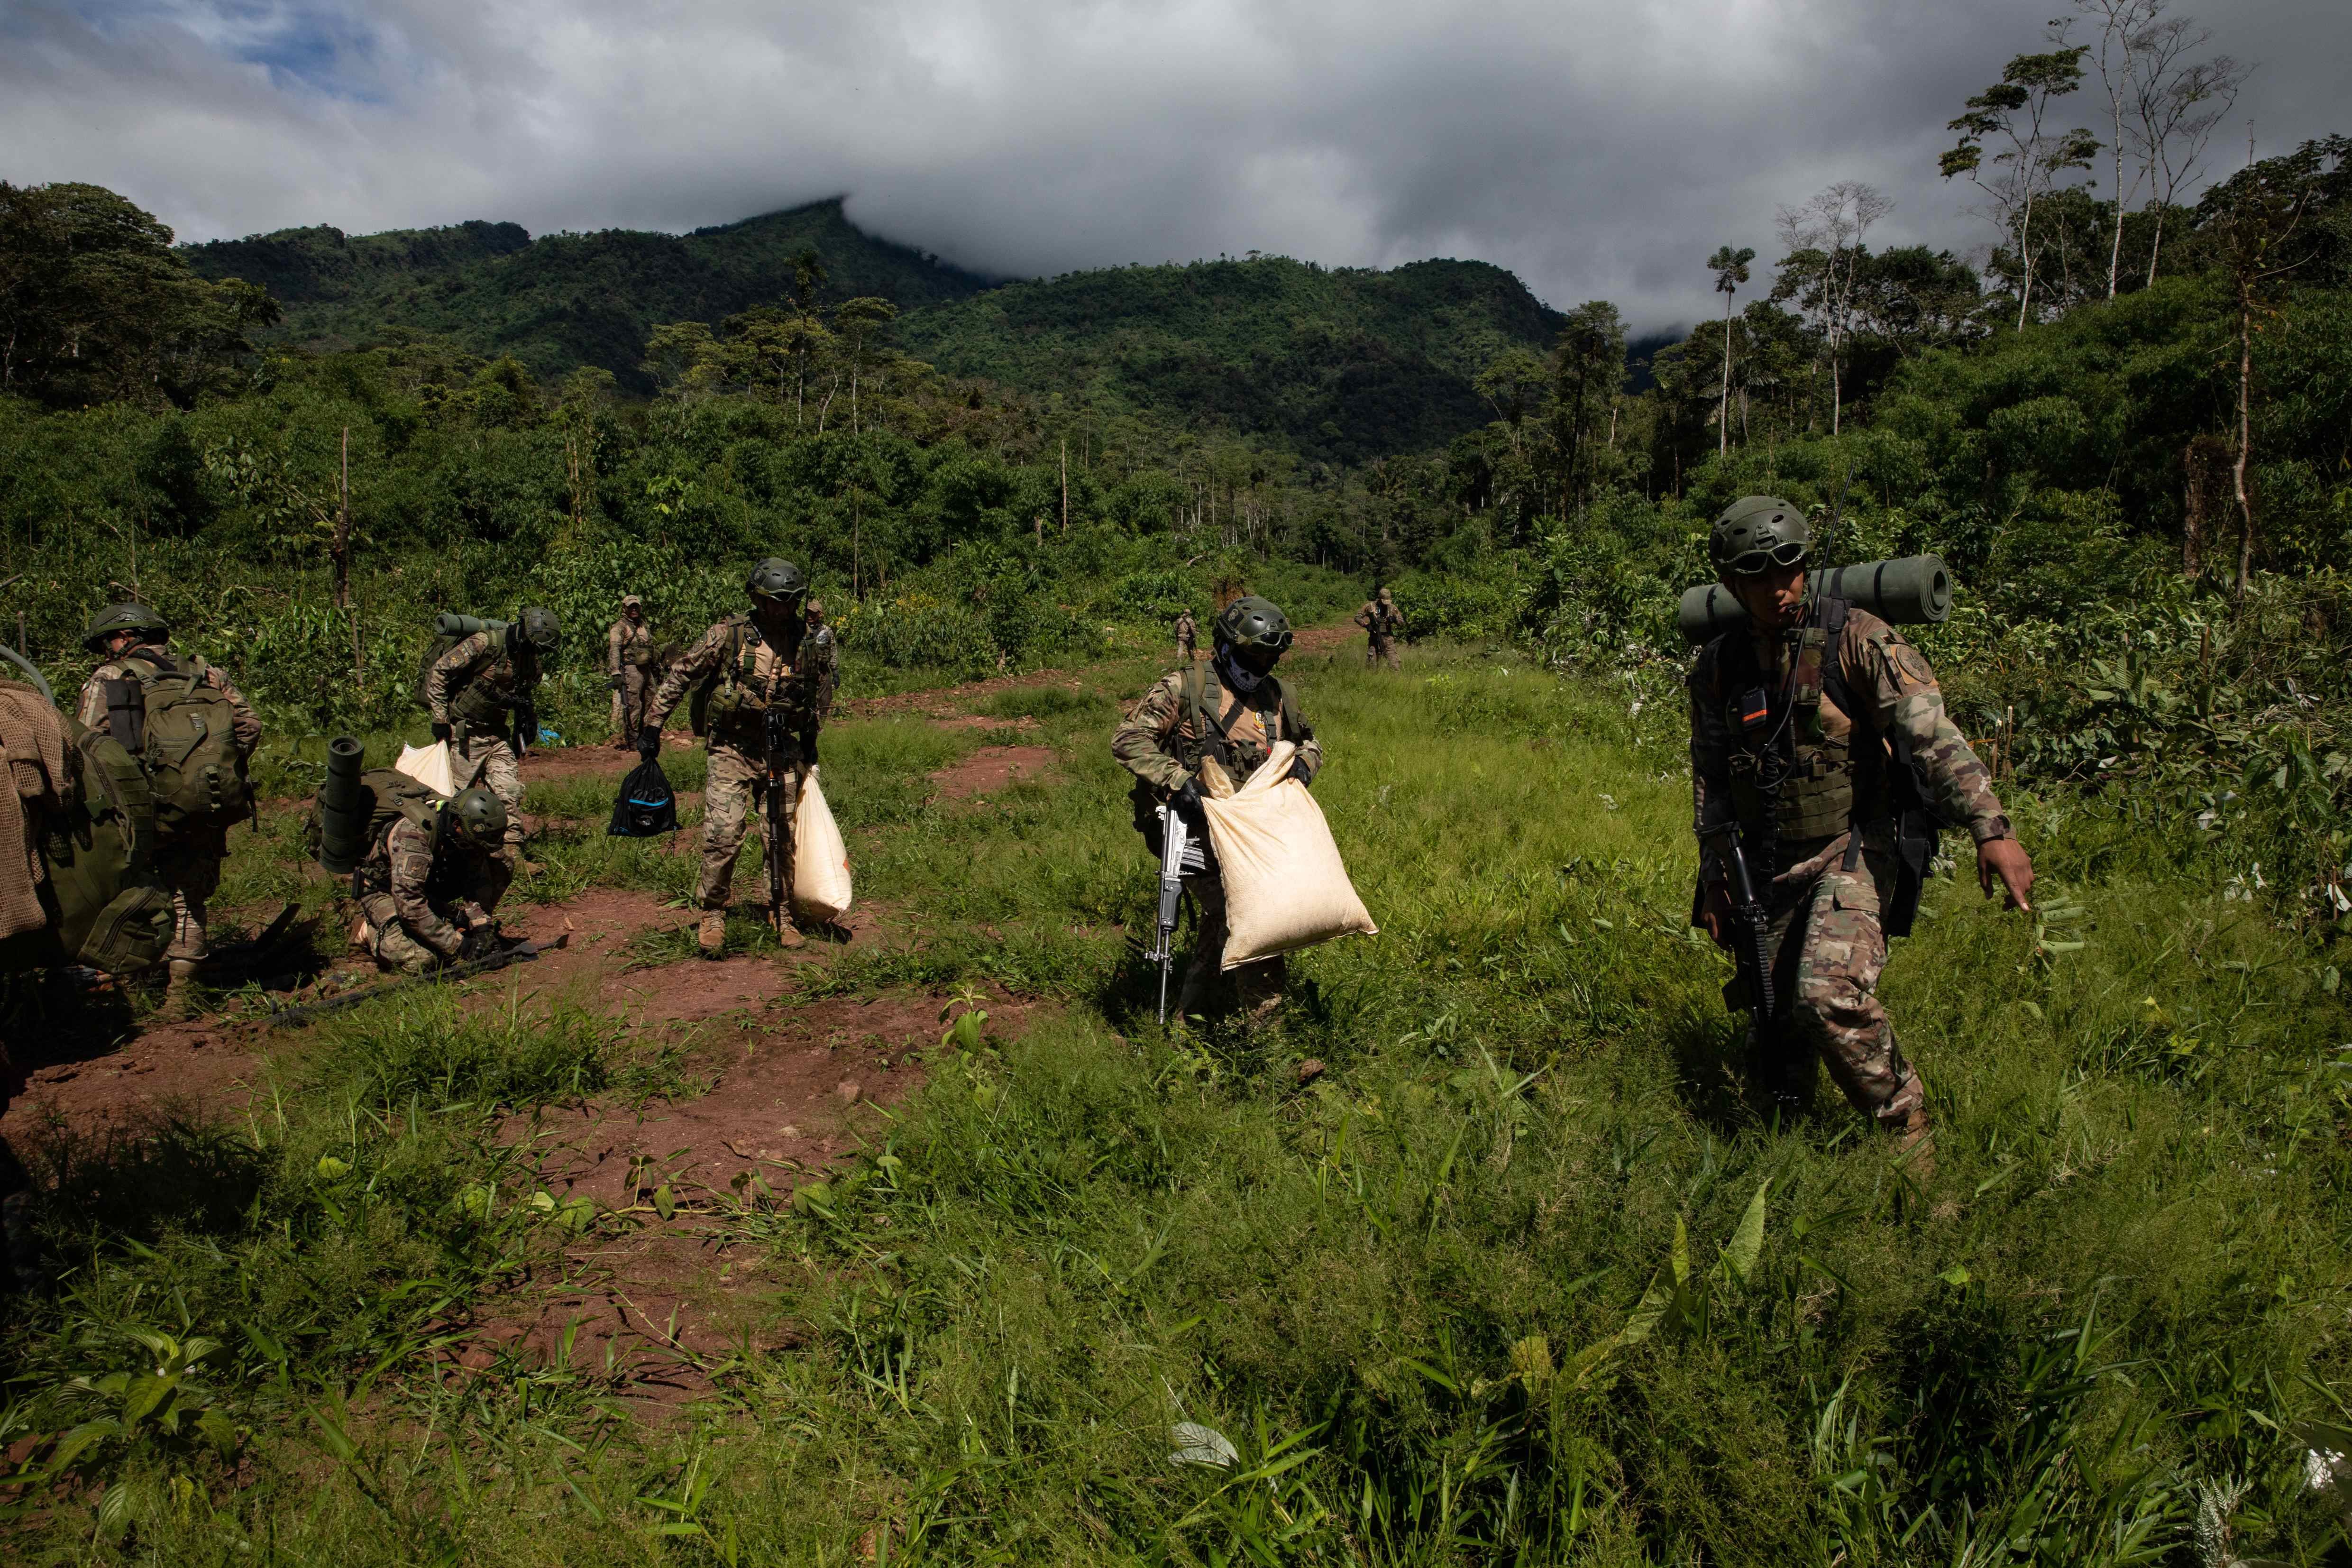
607, 595, 658, 751
1113, 596, 1321, 1024
351, 786, 512, 973
423, 607, 559, 869
1689, 497, 2035, 1177
641, 559, 837, 954
1354, 588, 1404, 670
76, 602, 262, 1018
1173, 608, 1198, 663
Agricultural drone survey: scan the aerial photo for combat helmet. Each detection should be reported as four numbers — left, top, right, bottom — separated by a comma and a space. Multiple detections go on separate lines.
1710, 496, 1811, 577
509, 606, 561, 659
1214, 596, 1294, 671
746, 558, 808, 606
82, 602, 169, 652
442, 787, 508, 849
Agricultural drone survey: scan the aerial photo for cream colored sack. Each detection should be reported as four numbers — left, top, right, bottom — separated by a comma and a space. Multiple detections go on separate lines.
1199, 740, 1376, 970
394, 740, 459, 798
791, 766, 853, 922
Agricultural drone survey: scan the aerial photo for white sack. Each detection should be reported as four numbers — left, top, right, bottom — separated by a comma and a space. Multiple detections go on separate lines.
792, 766, 854, 922
1199, 740, 1377, 970
394, 740, 458, 797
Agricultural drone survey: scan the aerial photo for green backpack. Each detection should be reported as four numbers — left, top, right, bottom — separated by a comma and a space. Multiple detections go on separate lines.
106, 653, 252, 834
0, 720, 175, 976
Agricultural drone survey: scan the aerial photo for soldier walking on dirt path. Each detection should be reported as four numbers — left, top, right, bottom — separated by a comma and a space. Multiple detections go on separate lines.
1688, 496, 2036, 1180
351, 787, 512, 974
1173, 608, 1198, 663
640, 559, 837, 956
608, 596, 658, 751
76, 602, 261, 1019
1354, 588, 1404, 670
1113, 596, 1320, 1026
423, 607, 559, 874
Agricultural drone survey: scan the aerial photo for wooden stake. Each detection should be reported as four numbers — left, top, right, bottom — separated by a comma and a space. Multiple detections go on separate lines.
1060, 438, 1069, 533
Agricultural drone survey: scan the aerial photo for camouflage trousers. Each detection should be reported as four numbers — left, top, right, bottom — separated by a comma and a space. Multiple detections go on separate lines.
700, 739, 805, 911
1364, 635, 1400, 671
156, 825, 229, 963
1177, 872, 1286, 1024
611, 666, 656, 748
1755, 833, 1919, 1119
455, 731, 527, 853
356, 893, 449, 974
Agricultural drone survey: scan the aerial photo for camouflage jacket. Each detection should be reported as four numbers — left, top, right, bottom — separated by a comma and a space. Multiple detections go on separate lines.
1689, 603, 2011, 849
607, 617, 658, 675
1355, 601, 1404, 637
645, 612, 837, 746
1173, 613, 1197, 644
356, 816, 502, 957
76, 642, 262, 754
424, 631, 538, 728
1112, 664, 1322, 794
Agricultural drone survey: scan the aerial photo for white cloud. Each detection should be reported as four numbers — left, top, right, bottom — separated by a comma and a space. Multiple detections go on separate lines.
4, 0, 2341, 329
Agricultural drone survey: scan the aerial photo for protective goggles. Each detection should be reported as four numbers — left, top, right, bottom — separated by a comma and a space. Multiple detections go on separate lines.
1724, 541, 1808, 576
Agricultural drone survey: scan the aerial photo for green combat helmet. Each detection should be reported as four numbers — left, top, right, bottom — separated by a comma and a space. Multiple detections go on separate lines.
1710, 496, 1811, 577
746, 558, 808, 605
82, 602, 169, 652
511, 606, 560, 659
1215, 596, 1294, 671
442, 787, 508, 849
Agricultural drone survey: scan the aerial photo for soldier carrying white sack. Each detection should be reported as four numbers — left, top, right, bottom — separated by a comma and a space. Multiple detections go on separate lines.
1113, 596, 1320, 1025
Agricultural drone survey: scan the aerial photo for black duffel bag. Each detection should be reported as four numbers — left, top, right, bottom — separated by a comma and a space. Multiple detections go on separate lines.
608, 757, 681, 837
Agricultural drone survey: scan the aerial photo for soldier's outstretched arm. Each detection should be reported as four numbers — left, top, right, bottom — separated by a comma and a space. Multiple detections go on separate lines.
641, 622, 731, 739
1110, 675, 1191, 792
1854, 628, 2033, 908
422, 631, 496, 725
386, 821, 467, 956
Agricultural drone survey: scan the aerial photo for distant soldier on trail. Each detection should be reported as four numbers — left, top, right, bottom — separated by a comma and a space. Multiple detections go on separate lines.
422, 607, 559, 872
1112, 596, 1320, 1026
607, 595, 658, 751
1354, 587, 1404, 669
804, 598, 838, 713
1688, 496, 2036, 1179
350, 785, 512, 974
640, 559, 837, 955
1173, 608, 1198, 662
77, 602, 261, 1018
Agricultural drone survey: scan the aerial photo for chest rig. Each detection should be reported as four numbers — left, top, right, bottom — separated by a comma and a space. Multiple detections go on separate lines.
452, 646, 535, 727
701, 617, 815, 740
1180, 661, 1300, 779
1719, 596, 1885, 869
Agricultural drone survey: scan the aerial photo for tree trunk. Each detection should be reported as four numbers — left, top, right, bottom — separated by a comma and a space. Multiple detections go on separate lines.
2232, 284, 2257, 595
2144, 209, 2166, 288
2015, 188, 2037, 331
1718, 296, 1733, 456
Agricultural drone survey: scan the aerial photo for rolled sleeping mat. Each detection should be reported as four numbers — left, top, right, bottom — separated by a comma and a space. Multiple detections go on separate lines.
317, 735, 369, 874
433, 613, 511, 639
1678, 554, 1952, 647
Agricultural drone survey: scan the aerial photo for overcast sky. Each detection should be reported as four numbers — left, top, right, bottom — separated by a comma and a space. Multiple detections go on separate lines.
5, 0, 2343, 330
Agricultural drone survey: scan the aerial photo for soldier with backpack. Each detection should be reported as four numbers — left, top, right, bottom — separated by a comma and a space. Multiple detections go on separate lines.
421, 607, 560, 871
75, 603, 261, 1018
639, 559, 837, 955
348, 782, 512, 974
1688, 497, 2036, 1179
1112, 596, 1320, 1025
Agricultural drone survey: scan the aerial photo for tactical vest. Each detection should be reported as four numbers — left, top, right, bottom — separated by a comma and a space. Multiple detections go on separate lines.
0, 721, 174, 976
1714, 599, 1883, 846
419, 634, 536, 728
691, 616, 819, 743
613, 623, 659, 669
1178, 661, 1304, 779
107, 651, 252, 833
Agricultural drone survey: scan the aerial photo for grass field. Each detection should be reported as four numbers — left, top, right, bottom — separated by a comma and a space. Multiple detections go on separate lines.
4, 637, 2351, 1565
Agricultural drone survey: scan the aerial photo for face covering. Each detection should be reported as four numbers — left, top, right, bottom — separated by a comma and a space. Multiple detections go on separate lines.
1217, 643, 1266, 694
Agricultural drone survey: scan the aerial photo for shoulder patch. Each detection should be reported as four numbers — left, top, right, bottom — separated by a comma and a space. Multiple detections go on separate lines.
1886, 643, 1937, 691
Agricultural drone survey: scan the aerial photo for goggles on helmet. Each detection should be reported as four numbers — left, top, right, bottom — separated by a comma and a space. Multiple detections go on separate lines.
1724, 541, 1809, 577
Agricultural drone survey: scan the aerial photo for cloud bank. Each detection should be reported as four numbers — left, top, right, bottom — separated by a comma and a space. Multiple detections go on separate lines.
5, 0, 2343, 329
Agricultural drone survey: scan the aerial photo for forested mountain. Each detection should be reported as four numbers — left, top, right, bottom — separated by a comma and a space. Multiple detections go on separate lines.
179, 199, 992, 391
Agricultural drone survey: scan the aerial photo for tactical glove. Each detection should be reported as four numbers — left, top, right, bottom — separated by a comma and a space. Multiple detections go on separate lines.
608, 673, 623, 691
458, 924, 500, 962
637, 730, 662, 760
1287, 757, 1313, 788
1173, 776, 1204, 814
430, 721, 453, 744
802, 731, 820, 768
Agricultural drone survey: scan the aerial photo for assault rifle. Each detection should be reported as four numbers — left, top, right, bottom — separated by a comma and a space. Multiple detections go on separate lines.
1710, 829, 1777, 1024
1147, 799, 1194, 1024
261, 933, 566, 1027
762, 705, 795, 935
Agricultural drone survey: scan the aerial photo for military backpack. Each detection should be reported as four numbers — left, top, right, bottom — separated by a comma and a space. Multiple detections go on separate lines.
103, 652, 252, 834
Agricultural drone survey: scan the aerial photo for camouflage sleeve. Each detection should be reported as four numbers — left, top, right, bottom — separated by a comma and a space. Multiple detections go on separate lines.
1353, 604, 1374, 630
1285, 695, 1323, 781
805, 628, 838, 728
1850, 625, 2013, 844
75, 670, 112, 732
386, 818, 465, 956
607, 622, 625, 678
422, 631, 496, 724
1110, 673, 1192, 793
201, 662, 263, 753
1687, 645, 1737, 848
643, 621, 732, 735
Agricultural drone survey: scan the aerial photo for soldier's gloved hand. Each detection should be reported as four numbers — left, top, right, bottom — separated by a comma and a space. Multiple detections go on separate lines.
1286, 757, 1313, 789
430, 721, 453, 744
458, 926, 496, 962
608, 674, 623, 691
802, 732, 820, 768
1173, 776, 1204, 814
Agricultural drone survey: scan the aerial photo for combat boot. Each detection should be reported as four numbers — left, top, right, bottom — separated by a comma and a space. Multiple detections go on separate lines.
160, 958, 205, 1021
698, 909, 728, 956
1876, 1073, 1936, 1181
773, 910, 806, 950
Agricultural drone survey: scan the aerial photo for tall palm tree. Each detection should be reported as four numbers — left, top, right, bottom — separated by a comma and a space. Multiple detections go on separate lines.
1707, 245, 1756, 457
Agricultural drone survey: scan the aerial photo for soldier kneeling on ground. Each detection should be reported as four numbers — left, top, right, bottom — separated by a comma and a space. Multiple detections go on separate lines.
1689, 496, 2035, 1179
1112, 595, 1320, 1027
351, 785, 513, 974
